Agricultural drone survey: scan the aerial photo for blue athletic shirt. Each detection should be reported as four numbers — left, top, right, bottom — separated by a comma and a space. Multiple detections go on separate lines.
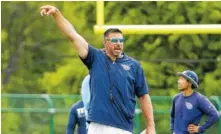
170, 91, 220, 134
81, 45, 149, 132
66, 101, 87, 134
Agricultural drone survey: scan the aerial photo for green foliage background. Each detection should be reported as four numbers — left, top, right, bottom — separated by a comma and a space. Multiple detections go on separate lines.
1, 1, 221, 134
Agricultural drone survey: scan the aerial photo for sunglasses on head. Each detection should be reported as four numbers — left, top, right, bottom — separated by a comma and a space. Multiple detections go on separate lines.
105, 38, 124, 43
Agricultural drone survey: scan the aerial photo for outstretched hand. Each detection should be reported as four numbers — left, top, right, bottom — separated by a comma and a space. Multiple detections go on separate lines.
40, 5, 58, 16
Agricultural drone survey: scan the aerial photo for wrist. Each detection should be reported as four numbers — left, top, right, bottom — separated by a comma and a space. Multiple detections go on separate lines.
52, 8, 60, 17
146, 124, 155, 131
198, 126, 203, 133
147, 122, 155, 128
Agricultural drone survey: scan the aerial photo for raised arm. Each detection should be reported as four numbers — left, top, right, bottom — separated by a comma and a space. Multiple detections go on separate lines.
139, 94, 156, 134
40, 5, 88, 59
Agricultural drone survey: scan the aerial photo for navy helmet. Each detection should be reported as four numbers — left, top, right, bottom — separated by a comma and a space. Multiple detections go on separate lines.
177, 70, 199, 88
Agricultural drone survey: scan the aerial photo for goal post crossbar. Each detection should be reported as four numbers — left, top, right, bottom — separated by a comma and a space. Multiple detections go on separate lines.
94, 24, 221, 34
95, 1, 221, 34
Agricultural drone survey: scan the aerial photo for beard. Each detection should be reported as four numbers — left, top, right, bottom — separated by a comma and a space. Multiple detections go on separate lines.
113, 49, 122, 57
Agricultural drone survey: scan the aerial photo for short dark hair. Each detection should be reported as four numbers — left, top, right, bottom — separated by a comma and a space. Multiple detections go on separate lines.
104, 28, 122, 38
186, 79, 194, 89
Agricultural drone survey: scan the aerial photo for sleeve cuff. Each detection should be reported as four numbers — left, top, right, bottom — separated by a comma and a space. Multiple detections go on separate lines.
198, 126, 205, 133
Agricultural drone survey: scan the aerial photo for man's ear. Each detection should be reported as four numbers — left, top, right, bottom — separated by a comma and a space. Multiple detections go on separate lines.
104, 40, 109, 47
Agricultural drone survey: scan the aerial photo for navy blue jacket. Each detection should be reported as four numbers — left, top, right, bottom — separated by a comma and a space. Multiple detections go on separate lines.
81, 45, 149, 132
66, 101, 87, 134
170, 91, 220, 134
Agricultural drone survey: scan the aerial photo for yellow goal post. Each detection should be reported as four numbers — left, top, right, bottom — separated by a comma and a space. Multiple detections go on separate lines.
94, 1, 221, 35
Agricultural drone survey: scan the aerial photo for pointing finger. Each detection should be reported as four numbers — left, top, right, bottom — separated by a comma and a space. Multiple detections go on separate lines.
40, 9, 47, 16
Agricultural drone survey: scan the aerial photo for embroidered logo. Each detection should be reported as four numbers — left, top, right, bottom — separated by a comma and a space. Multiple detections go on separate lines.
121, 64, 130, 71
205, 98, 213, 109
77, 108, 86, 118
185, 102, 193, 110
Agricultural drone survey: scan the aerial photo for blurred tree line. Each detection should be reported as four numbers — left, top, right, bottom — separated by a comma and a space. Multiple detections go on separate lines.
2, 1, 220, 95
1, 1, 221, 134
